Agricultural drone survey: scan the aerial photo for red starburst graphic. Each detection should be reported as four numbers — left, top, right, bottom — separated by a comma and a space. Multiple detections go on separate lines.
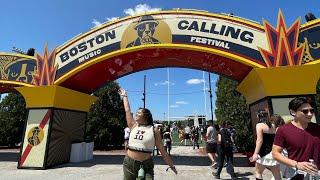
32, 44, 58, 86
259, 10, 305, 67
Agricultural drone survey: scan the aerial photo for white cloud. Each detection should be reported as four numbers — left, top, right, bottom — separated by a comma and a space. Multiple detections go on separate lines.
124, 4, 161, 16
92, 19, 102, 27
92, 17, 120, 27
106, 17, 120, 22
154, 81, 175, 86
176, 101, 189, 104
92, 4, 161, 28
186, 79, 205, 85
170, 105, 179, 108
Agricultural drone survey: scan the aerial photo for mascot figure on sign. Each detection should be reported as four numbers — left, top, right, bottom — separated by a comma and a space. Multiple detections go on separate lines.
126, 15, 161, 48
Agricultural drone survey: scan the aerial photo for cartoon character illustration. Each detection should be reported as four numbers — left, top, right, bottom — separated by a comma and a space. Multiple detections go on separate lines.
28, 127, 41, 146
3, 59, 37, 83
126, 15, 161, 48
300, 36, 320, 63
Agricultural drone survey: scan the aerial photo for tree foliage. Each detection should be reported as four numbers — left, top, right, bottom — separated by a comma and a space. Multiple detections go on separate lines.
86, 81, 126, 149
215, 76, 254, 152
0, 93, 26, 147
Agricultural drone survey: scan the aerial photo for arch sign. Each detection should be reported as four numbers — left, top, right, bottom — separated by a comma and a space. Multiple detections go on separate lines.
0, 10, 318, 169
0, 10, 319, 94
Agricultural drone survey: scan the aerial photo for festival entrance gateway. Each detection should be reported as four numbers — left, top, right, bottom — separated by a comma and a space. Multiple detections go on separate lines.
0, 10, 319, 169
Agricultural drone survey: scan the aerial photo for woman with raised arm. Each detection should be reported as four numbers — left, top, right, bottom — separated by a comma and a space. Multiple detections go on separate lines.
118, 89, 178, 180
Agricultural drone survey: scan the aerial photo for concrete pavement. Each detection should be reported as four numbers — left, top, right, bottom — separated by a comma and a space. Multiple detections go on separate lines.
0, 146, 276, 180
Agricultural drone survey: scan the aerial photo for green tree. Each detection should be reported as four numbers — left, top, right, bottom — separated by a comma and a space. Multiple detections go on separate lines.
0, 93, 27, 147
86, 81, 126, 149
215, 76, 253, 152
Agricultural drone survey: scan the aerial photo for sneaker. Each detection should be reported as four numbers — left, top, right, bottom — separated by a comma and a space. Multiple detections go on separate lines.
210, 161, 217, 167
231, 176, 238, 180
212, 172, 220, 179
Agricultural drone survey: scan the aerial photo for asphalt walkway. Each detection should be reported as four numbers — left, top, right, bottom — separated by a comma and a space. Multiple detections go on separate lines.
0, 146, 276, 180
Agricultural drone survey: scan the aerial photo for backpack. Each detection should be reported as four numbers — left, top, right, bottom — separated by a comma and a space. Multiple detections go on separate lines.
220, 129, 232, 150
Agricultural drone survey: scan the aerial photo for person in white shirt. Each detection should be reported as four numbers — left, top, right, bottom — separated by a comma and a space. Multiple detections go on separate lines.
124, 127, 130, 150
206, 120, 218, 168
184, 125, 191, 145
118, 89, 177, 179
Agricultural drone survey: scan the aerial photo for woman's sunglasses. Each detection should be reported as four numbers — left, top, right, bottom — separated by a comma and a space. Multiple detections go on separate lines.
300, 109, 315, 115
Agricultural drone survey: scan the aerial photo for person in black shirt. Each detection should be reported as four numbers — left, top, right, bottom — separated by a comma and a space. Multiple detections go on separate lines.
214, 121, 237, 180
163, 127, 172, 155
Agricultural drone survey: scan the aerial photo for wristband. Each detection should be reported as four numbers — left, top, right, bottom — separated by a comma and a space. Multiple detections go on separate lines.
120, 95, 127, 100
294, 161, 298, 171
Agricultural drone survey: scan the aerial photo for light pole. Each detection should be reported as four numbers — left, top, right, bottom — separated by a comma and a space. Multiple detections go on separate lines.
142, 75, 146, 108
12, 47, 35, 56
208, 72, 214, 121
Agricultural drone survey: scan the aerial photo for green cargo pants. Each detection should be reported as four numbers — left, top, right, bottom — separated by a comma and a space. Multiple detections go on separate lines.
123, 155, 154, 180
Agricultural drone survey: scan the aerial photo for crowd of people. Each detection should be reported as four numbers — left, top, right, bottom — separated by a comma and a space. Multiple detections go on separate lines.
119, 89, 319, 180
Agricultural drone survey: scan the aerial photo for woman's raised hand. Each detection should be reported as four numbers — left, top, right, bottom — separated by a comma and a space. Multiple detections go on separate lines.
118, 89, 127, 97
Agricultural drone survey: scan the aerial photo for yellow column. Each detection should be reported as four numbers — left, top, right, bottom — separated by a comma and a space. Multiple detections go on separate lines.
237, 64, 320, 104
16, 86, 97, 169
237, 64, 320, 125
16, 85, 97, 112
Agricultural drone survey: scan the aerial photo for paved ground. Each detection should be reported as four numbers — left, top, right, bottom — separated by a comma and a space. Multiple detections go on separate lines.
0, 146, 276, 180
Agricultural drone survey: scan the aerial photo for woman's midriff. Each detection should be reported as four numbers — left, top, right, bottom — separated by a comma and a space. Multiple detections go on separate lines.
127, 149, 151, 161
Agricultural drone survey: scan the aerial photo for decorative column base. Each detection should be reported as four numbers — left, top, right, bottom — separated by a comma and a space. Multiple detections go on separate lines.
16, 86, 97, 169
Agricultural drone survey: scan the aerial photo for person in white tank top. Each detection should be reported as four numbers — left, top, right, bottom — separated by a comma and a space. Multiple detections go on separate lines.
118, 89, 178, 179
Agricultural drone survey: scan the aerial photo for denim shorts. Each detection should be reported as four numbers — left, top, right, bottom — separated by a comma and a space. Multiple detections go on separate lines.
123, 155, 154, 180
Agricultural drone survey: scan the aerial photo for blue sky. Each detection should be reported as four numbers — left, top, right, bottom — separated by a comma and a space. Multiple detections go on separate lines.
0, 1, 319, 121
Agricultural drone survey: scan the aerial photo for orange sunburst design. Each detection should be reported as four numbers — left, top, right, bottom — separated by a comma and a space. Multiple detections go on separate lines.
259, 10, 305, 67
32, 44, 58, 86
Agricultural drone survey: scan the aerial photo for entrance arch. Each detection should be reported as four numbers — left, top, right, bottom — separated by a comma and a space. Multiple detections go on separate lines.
0, 10, 319, 169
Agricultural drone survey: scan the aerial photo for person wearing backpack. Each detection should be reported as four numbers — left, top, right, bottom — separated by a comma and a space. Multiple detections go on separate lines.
213, 121, 237, 179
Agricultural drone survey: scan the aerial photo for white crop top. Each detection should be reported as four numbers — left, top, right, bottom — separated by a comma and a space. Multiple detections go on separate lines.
128, 125, 155, 153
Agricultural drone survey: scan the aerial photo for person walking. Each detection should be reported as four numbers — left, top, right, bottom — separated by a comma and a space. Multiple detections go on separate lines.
178, 126, 185, 145
272, 97, 320, 179
251, 109, 281, 180
184, 125, 191, 146
191, 126, 200, 150
163, 127, 172, 155
269, 114, 286, 180
206, 120, 218, 168
124, 126, 131, 150
214, 121, 237, 180
118, 89, 178, 179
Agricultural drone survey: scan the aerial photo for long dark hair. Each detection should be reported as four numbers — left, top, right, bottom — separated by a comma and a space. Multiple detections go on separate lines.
139, 108, 153, 125
270, 114, 285, 128
256, 109, 272, 128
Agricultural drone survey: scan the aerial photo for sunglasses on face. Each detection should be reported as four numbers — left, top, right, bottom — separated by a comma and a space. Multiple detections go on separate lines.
300, 109, 315, 115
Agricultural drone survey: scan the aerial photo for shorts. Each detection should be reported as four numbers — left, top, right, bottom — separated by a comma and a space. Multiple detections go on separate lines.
164, 139, 172, 146
206, 142, 217, 153
123, 155, 154, 180
185, 133, 191, 139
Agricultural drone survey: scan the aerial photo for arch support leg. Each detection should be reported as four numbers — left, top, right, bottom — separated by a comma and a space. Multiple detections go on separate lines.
16, 86, 96, 169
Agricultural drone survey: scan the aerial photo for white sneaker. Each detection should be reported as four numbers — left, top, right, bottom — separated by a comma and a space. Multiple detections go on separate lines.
211, 161, 217, 167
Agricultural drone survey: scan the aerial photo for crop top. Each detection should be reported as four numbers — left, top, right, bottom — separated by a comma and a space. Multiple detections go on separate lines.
128, 125, 155, 153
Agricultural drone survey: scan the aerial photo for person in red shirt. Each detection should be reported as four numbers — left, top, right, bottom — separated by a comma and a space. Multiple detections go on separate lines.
272, 97, 320, 179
